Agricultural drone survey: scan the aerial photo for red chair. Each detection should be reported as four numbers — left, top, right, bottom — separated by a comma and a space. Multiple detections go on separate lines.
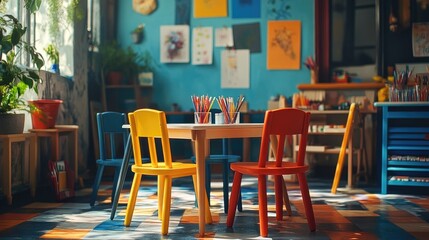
226, 108, 316, 237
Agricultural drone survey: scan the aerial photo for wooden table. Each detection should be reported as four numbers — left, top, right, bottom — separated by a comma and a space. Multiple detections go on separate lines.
111, 123, 264, 237
29, 125, 79, 181
0, 133, 37, 205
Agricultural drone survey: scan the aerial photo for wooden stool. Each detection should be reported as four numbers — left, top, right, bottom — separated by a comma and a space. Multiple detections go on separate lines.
0, 133, 37, 205
29, 125, 79, 181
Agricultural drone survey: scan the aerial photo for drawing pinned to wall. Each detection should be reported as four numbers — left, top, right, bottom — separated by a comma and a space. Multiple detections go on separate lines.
232, 0, 261, 18
175, 0, 191, 25
232, 22, 261, 53
221, 49, 250, 89
412, 22, 429, 57
215, 27, 234, 47
160, 25, 190, 63
194, 0, 227, 18
267, 20, 301, 70
267, 0, 291, 20
192, 27, 213, 65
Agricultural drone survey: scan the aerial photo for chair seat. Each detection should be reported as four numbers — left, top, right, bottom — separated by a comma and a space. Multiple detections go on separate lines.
231, 162, 309, 176
132, 162, 196, 176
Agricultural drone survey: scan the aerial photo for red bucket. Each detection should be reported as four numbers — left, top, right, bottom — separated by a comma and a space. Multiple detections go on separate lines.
29, 99, 63, 129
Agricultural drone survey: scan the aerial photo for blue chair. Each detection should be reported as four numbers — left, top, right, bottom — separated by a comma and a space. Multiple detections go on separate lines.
191, 109, 243, 214
90, 112, 131, 207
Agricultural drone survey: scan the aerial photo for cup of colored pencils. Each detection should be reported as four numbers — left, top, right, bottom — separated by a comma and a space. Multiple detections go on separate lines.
217, 96, 245, 124
191, 95, 215, 124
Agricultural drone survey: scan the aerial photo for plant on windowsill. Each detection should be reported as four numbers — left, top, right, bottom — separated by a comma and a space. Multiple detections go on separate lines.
44, 43, 60, 74
0, 0, 45, 134
47, 0, 83, 40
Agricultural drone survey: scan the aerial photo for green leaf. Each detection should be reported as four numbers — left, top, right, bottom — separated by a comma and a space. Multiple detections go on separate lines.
24, 0, 42, 14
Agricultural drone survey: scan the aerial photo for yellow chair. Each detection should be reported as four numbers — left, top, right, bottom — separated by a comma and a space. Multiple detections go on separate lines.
331, 103, 356, 194
124, 109, 212, 235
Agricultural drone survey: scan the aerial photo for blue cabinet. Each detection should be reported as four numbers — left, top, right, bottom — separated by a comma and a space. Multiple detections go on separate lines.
374, 102, 429, 194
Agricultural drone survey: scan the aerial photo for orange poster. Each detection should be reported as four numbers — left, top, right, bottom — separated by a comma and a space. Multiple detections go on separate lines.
267, 20, 301, 70
194, 0, 227, 18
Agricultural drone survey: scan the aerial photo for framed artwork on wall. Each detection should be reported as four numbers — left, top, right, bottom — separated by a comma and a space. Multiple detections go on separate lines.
232, 0, 260, 18
232, 22, 261, 53
192, 27, 213, 65
412, 22, 429, 57
215, 27, 233, 47
160, 25, 190, 63
221, 49, 250, 89
194, 0, 227, 18
175, 0, 191, 25
267, 20, 301, 70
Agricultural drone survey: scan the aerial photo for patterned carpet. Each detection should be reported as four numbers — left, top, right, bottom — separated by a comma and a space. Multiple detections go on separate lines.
1, 176, 429, 239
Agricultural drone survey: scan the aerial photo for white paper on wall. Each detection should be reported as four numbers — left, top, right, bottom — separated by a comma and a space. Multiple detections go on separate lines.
192, 27, 213, 65
221, 49, 249, 89
215, 27, 233, 47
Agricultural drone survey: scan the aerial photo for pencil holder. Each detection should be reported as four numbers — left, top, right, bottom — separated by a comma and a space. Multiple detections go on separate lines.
194, 112, 211, 124
388, 85, 417, 102
223, 112, 240, 124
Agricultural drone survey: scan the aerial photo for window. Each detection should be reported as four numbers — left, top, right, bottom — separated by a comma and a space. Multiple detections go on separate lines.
4, 0, 74, 77
330, 0, 376, 68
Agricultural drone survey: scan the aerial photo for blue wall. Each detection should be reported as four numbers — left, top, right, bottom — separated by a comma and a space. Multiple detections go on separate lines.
117, 1, 314, 111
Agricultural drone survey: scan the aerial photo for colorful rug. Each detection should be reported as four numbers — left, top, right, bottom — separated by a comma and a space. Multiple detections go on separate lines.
1, 176, 429, 239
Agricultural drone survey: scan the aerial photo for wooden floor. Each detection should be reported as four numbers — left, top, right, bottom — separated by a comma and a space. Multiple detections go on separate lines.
1, 176, 428, 239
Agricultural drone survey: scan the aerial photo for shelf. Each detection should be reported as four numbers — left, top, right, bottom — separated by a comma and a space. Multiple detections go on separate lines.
387, 167, 429, 172
388, 180, 429, 187
105, 84, 151, 89
297, 82, 385, 91
295, 146, 356, 154
388, 160, 429, 167
388, 146, 429, 151
101, 80, 153, 111
376, 102, 429, 194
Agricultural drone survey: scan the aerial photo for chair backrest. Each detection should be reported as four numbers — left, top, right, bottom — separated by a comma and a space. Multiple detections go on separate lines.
258, 108, 311, 168
128, 108, 172, 168
97, 112, 128, 160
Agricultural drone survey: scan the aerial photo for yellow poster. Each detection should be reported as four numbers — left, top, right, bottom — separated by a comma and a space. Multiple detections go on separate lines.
267, 20, 301, 70
194, 0, 227, 18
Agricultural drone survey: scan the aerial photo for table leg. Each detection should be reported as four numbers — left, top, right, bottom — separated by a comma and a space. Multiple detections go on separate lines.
110, 135, 132, 220
71, 129, 78, 181
2, 138, 12, 205
29, 135, 37, 197
194, 130, 208, 237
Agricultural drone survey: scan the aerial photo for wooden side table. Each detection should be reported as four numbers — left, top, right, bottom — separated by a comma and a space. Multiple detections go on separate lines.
0, 133, 37, 205
29, 125, 79, 181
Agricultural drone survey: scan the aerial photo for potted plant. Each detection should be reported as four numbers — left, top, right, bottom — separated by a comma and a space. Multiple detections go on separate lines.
44, 43, 60, 74
0, 2, 45, 134
99, 41, 151, 85
131, 24, 145, 44
136, 50, 155, 86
